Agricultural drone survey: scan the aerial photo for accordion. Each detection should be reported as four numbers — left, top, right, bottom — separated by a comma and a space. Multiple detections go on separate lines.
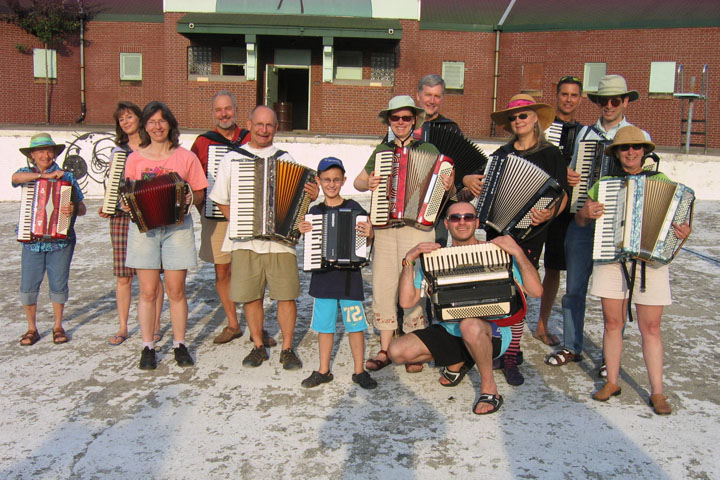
205, 144, 230, 219
17, 178, 73, 242
122, 172, 188, 233
545, 121, 579, 162
420, 243, 519, 324
592, 175, 694, 265
369, 146, 454, 230
101, 150, 127, 215
569, 140, 623, 213
303, 209, 370, 271
476, 153, 564, 241
421, 123, 488, 190
228, 155, 315, 246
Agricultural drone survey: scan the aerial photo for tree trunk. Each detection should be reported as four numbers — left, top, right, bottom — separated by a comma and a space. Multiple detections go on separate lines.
44, 42, 49, 123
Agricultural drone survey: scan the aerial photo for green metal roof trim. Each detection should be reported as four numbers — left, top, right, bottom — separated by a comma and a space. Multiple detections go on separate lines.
177, 13, 402, 39
93, 13, 164, 23
216, 0, 371, 17
420, 0, 720, 32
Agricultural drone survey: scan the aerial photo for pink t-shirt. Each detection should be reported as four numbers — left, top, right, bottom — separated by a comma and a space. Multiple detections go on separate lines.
125, 146, 209, 192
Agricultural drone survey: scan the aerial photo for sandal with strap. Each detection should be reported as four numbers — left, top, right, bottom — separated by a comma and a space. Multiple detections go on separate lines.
20, 329, 40, 346
545, 348, 583, 366
473, 393, 504, 415
365, 350, 391, 371
439, 364, 470, 387
53, 328, 68, 344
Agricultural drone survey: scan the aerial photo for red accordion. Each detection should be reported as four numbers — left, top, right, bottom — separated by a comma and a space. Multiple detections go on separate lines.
17, 178, 73, 242
122, 173, 188, 233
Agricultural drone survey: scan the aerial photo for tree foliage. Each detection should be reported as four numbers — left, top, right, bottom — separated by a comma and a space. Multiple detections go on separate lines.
1, 0, 85, 46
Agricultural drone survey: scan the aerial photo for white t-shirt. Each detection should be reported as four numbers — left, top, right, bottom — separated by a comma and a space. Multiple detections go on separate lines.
209, 144, 297, 255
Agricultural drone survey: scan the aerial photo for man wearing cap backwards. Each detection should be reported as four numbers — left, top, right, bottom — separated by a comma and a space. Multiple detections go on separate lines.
12, 133, 87, 346
547, 74, 650, 375
191, 91, 274, 348
209, 105, 318, 370
354, 95, 453, 374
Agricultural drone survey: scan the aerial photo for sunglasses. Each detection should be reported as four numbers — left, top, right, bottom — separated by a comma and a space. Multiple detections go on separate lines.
559, 75, 581, 83
389, 115, 414, 123
598, 97, 624, 107
448, 213, 476, 223
508, 112, 530, 122
618, 144, 644, 152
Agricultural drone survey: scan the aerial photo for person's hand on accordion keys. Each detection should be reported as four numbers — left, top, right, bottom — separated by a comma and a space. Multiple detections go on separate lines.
298, 220, 312, 234
673, 222, 691, 240
462, 174, 485, 198
366, 171, 383, 192
576, 198, 605, 227
356, 220, 374, 240
304, 179, 320, 201
567, 167, 581, 188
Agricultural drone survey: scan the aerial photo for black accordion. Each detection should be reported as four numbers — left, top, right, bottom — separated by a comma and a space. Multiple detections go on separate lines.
545, 121, 580, 163
303, 209, 370, 271
228, 154, 315, 246
420, 243, 519, 323
570, 139, 623, 213
476, 153, 564, 241
421, 123, 488, 190
122, 172, 188, 233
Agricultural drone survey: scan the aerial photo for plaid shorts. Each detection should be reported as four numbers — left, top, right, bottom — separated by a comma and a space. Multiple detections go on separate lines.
110, 213, 135, 277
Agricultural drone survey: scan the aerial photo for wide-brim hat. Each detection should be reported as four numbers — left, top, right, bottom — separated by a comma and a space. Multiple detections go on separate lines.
587, 74, 639, 103
490, 94, 555, 133
20, 132, 65, 157
605, 125, 655, 155
378, 95, 425, 126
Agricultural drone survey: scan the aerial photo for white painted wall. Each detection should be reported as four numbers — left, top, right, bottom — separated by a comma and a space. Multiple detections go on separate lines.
164, 0, 217, 12
371, 0, 419, 19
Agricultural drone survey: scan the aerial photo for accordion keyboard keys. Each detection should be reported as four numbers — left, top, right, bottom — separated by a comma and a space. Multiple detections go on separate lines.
205, 145, 230, 219
593, 179, 624, 261
303, 214, 324, 271
101, 151, 127, 216
229, 160, 259, 239
545, 122, 564, 148
369, 151, 394, 225
17, 181, 36, 242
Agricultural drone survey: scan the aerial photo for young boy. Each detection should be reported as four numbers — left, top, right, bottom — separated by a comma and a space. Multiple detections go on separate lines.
298, 157, 377, 389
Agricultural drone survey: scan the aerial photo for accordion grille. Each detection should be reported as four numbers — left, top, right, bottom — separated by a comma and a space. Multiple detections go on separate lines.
443, 303, 510, 320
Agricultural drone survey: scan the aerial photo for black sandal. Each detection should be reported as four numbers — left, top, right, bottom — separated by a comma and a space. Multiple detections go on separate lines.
473, 393, 503, 415
439, 364, 469, 387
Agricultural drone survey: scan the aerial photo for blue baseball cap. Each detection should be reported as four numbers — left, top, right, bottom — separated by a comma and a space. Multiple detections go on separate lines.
317, 156, 345, 173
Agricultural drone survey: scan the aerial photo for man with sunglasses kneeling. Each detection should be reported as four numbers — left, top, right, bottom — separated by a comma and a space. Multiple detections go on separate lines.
387, 202, 542, 415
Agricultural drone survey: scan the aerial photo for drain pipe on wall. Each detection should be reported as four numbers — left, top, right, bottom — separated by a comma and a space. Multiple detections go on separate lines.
491, 0, 516, 137
76, 2, 87, 123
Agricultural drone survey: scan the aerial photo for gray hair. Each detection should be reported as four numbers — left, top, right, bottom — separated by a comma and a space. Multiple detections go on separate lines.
417, 74, 446, 95
211, 90, 237, 111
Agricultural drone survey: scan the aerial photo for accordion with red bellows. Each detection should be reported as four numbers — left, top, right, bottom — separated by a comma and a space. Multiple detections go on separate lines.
122, 172, 188, 233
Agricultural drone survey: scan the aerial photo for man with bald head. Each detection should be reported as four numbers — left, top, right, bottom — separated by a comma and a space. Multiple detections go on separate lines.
209, 105, 318, 370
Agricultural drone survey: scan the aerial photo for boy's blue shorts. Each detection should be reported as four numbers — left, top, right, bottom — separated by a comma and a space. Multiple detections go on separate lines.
311, 298, 368, 334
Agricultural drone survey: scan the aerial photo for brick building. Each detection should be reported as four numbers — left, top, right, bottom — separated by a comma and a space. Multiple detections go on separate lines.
1, 0, 718, 148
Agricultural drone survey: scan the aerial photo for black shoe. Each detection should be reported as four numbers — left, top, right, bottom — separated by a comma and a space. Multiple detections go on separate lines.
503, 364, 525, 386
279, 348, 302, 370
174, 343, 194, 367
301, 370, 334, 388
352, 371, 378, 390
243, 345, 269, 367
139, 347, 157, 370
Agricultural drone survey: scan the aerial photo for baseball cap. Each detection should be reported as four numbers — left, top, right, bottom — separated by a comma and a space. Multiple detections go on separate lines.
317, 156, 345, 173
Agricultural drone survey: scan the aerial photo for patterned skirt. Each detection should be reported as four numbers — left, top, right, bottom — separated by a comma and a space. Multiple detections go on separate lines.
110, 213, 135, 277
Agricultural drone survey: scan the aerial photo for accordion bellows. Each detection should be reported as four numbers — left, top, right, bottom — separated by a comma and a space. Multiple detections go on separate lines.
122, 172, 187, 233
17, 178, 73, 242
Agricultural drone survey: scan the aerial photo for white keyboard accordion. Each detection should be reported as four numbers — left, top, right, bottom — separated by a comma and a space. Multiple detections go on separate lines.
205, 144, 229, 219
17, 178, 73, 242
303, 209, 370, 271
475, 153, 564, 241
369, 146, 453, 230
101, 150, 127, 215
592, 175, 694, 265
569, 139, 624, 213
228, 154, 315, 246
420, 243, 518, 322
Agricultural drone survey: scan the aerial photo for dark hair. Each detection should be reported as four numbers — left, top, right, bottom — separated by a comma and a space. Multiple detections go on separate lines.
113, 101, 142, 146
139, 101, 180, 148
556, 75, 583, 94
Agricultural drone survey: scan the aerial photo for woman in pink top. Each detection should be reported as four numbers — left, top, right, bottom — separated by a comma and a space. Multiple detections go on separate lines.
124, 101, 208, 370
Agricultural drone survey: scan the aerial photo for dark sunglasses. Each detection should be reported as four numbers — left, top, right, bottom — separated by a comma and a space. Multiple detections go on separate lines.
559, 75, 581, 83
598, 97, 624, 107
618, 144, 644, 152
448, 213, 476, 223
389, 115, 414, 123
508, 112, 529, 122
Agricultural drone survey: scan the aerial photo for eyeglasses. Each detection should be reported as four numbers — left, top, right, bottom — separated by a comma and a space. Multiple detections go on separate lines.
389, 115, 414, 123
618, 144, 644, 152
598, 97, 624, 107
448, 213, 476, 223
146, 119, 168, 128
319, 177, 343, 185
508, 113, 529, 122
559, 75, 581, 83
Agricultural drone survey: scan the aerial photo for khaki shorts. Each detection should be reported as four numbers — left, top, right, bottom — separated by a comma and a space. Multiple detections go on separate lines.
590, 261, 671, 306
230, 250, 300, 303
199, 215, 231, 264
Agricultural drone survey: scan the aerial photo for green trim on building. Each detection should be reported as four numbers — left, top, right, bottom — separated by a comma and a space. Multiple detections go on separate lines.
94, 13, 165, 23
419, 21, 496, 32
177, 13, 402, 39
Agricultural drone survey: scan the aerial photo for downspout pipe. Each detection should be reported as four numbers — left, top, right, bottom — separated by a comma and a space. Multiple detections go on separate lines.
491, 0, 516, 136
76, 4, 87, 123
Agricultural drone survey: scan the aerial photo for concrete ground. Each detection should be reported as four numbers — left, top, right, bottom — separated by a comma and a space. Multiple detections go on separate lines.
0, 198, 718, 479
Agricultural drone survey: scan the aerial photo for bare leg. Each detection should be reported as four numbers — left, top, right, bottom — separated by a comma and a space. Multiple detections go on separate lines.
317, 332, 333, 374
215, 263, 238, 330
535, 268, 560, 338
136, 269, 162, 343
348, 331, 366, 375
244, 298, 265, 348
636, 304, 665, 396
51, 302, 65, 331
163, 269, 188, 343
115, 276, 132, 337
23, 304, 38, 332
154, 280, 164, 335
277, 300, 296, 350
459, 318, 497, 414
387, 331, 433, 365
601, 297, 627, 386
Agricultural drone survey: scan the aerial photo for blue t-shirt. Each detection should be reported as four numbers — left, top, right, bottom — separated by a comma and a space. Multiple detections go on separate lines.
13, 162, 84, 252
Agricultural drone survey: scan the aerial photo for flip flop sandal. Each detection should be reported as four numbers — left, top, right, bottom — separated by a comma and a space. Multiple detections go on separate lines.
153, 331, 163, 343
545, 348, 583, 366
109, 334, 128, 346
439, 364, 469, 387
473, 393, 504, 415
20, 330, 40, 346
365, 350, 391, 371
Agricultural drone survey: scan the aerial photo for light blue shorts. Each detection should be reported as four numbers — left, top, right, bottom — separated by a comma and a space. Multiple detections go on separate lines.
126, 215, 197, 270
311, 298, 368, 334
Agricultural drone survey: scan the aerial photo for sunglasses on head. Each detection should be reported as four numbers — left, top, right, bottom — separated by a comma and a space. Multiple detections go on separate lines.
598, 97, 624, 107
508, 112, 530, 122
448, 213, 476, 223
559, 75, 581, 83
389, 115, 414, 123
618, 144, 644, 152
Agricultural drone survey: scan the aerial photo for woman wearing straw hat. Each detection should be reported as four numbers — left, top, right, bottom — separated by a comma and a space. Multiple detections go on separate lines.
354, 95, 452, 374
581, 126, 690, 415
471, 94, 570, 386
12, 133, 87, 346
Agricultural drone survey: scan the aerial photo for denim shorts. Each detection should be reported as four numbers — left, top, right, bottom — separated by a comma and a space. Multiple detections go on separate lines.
311, 298, 368, 334
20, 240, 76, 305
126, 214, 197, 270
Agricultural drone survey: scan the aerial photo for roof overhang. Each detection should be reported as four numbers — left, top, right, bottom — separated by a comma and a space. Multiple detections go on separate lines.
177, 13, 402, 39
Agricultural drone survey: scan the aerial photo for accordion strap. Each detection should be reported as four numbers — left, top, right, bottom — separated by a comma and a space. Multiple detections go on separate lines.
620, 259, 647, 323
492, 282, 528, 327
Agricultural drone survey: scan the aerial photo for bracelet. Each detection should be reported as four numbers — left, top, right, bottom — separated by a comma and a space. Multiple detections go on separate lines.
402, 257, 415, 267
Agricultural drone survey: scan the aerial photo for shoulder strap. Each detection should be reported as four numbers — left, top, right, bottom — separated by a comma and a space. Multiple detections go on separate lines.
201, 129, 251, 152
